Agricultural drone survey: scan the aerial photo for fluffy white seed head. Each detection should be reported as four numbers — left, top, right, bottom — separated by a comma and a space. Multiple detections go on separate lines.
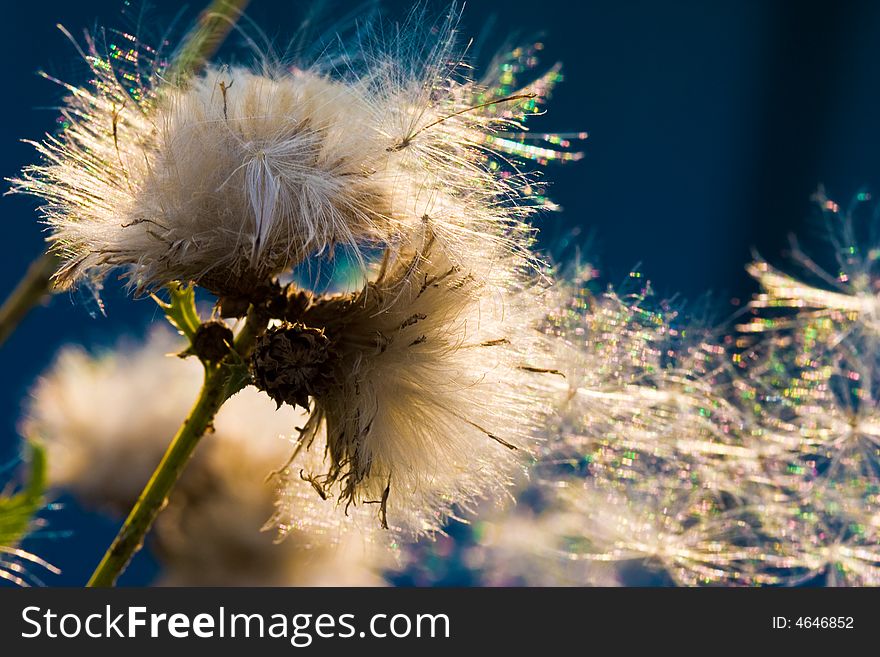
22, 329, 201, 510
265, 224, 563, 538
11, 13, 577, 303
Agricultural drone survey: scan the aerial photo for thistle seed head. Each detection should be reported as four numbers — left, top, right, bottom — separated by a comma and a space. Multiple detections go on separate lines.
9, 12, 581, 305
251, 323, 335, 410
268, 223, 564, 538
191, 320, 234, 363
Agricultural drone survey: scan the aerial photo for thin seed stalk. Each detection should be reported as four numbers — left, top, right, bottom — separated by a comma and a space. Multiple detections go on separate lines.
86, 364, 227, 587
165, 0, 250, 83
87, 309, 265, 587
0, 252, 60, 348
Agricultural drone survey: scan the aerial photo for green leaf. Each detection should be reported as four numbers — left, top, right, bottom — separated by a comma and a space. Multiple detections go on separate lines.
221, 353, 252, 400
0, 442, 47, 550
153, 283, 202, 342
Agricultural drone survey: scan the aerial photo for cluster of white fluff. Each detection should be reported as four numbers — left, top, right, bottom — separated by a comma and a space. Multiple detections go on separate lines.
12, 4, 591, 575
23, 328, 388, 586
461, 498, 620, 587
10, 11, 561, 301
15, 4, 880, 588
23, 329, 204, 511
518, 270, 762, 586
520, 197, 880, 587
269, 223, 563, 538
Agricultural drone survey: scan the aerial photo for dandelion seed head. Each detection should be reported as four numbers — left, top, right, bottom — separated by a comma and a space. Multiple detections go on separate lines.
12, 3, 590, 581
10, 10, 581, 305
264, 224, 562, 538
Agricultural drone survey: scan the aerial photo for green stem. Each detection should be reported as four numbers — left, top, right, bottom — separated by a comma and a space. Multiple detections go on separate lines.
165, 0, 251, 83
234, 303, 266, 352
87, 310, 265, 587
0, 253, 60, 348
87, 365, 226, 587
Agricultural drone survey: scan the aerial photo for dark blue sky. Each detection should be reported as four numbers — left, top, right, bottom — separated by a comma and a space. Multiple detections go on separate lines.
3, 0, 880, 585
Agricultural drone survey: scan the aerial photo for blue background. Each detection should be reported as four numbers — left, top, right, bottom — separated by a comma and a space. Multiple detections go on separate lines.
4, 0, 880, 585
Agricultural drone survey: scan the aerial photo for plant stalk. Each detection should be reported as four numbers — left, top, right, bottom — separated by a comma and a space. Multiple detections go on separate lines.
0, 253, 59, 348
87, 309, 265, 587
166, 0, 250, 83
86, 365, 227, 587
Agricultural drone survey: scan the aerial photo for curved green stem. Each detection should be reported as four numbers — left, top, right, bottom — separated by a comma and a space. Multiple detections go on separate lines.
0, 253, 59, 348
87, 310, 265, 587
166, 0, 250, 84
87, 364, 226, 587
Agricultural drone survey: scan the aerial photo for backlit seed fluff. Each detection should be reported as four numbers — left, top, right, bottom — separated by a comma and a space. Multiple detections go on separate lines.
262, 224, 564, 538
463, 508, 621, 587
10, 14, 575, 302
